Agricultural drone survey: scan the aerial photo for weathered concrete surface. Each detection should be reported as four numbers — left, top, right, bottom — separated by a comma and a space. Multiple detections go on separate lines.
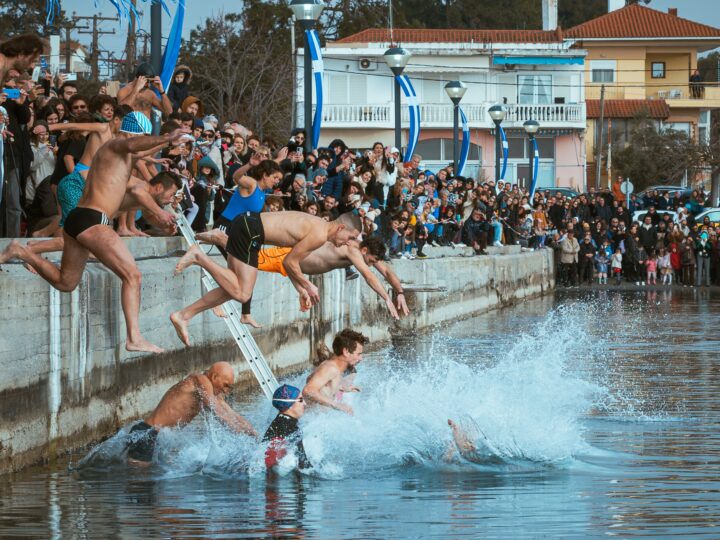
0, 239, 553, 473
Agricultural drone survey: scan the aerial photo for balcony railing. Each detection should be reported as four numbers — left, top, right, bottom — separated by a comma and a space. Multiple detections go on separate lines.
653, 86, 720, 101
300, 102, 585, 128
504, 103, 584, 124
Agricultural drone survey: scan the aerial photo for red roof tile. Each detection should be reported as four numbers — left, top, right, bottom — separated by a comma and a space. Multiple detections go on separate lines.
335, 28, 564, 44
586, 99, 670, 119
566, 4, 720, 39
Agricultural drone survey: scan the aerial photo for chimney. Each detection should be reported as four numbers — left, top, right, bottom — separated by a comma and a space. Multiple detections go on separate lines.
668, 8, 678, 16
542, 0, 558, 31
608, 0, 625, 12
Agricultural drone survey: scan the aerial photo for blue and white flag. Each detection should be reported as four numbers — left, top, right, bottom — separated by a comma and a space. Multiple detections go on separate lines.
305, 29, 324, 150
529, 137, 540, 200
395, 74, 420, 160
46, 0, 171, 27
499, 124, 509, 180
160, 0, 185, 91
457, 107, 470, 177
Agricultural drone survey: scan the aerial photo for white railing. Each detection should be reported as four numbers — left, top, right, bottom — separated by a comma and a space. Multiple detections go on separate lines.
504, 103, 584, 124
300, 102, 585, 127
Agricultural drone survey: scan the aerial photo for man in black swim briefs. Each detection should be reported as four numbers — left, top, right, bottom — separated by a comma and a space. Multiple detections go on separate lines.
126, 361, 257, 465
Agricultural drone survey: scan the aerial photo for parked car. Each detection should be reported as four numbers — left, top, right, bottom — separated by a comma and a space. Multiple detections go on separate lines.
693, 208, 720, 228
543, 187, 579, 199
636, 185, 693, 202
632, 209, 678, 224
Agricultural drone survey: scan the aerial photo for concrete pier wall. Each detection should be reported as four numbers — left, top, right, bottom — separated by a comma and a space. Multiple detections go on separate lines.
0, 238, 554, 473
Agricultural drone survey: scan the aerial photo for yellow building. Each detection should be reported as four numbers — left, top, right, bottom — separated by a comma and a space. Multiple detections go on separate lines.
565, 3, 720, 187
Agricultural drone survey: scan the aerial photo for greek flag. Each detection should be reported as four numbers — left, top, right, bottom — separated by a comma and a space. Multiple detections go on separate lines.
306, 29, 324, 150
458, 107, 470, 177
160, 0, 185, 91
529, 137, 540, 200
395, 75, 420, 159
499, 124, 509, 180
46, 0, 170, 26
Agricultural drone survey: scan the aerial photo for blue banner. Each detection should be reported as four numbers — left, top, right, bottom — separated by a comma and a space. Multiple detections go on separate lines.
47, 0, 170, 26
529, 137, 540, 200
395, 74, 420, 160
306, 29, 323, 150
458, 107, 470, 177
499, 125, 509, 180
160, 0, 185, 91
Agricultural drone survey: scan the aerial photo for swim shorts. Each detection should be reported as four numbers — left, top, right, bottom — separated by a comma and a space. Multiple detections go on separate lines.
127, 421, 159, 462
63, 207, 111, 240
258, 246, 291, 277
226, 212, 265, 268
57, 170, 86, 227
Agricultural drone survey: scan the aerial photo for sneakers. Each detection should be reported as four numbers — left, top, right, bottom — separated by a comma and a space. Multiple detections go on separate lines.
493, 241, 503, 247
416, 252, 427, 259
450, 242, 467, 248
345, 268, 359, 281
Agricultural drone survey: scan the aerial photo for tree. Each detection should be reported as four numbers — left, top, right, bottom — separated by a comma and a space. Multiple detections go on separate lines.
612, 115, 701, 190
181, 3, 293, 141
0, 0, 70, 37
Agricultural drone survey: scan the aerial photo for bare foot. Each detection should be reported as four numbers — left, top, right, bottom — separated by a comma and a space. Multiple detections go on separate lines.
170, 311, 191, 346
212, 305, 227, 318
126, 337, 165, 354
196, 229, 228, 246
174, 244, 202, 275
241, 314, 262, 328
0, 240, 26, 264
117, 227, 133, 237
131, 228, 149, 237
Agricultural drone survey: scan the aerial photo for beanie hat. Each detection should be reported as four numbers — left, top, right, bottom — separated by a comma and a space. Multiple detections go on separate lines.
272, 384, 301, 412
120, 111, 152, 135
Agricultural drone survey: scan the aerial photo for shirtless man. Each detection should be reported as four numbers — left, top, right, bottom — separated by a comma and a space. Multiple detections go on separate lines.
302, 329, 368, 415
0, 35, 43, 86
197, 213, 410, 320
170, 211, 361, 346
117, 62, 173, 118
127, 361, 257, 465
0, 115, 188, 353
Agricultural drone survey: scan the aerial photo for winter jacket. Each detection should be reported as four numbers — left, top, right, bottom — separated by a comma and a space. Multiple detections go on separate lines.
167, 65, 192, 112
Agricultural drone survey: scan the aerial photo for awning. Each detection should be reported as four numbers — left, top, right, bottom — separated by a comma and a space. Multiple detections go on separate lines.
493, 56, 584, 65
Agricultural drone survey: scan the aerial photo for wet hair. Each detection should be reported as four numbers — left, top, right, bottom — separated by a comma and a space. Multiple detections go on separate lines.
0, 35, 44, 58
332, 328, 369, 356
360, 236, 386, 260
149, 170, 183, 190
248, 159, 281, 180
88, 94, 117, 115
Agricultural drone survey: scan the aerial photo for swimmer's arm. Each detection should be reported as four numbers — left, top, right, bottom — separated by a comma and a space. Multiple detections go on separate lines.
63, 154, 76, 173
198, 378, 257, 437
283, 232, 324, 294
108, 133, 172, 155
346, 247, 398, 319
134, 158, 155, 182
48, 122, 108, 133
303, 366, 351, 413
374, 262, 410, 316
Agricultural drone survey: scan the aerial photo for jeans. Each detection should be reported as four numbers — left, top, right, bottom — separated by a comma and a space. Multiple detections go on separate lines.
696, 255, 711, 286
1, 166, 21, 237
492, 221, 503, 244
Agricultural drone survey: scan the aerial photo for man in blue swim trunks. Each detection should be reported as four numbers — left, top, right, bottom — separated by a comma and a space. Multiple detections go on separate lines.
1, 114, 187, 353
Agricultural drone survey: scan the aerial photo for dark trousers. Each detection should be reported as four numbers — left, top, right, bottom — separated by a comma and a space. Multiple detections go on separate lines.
561, 262, 577, 286
578, 259, 594, 284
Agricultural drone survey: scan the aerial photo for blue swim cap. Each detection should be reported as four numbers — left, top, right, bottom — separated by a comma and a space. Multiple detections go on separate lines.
272, 384, 301, 411
120, 111, 153, 135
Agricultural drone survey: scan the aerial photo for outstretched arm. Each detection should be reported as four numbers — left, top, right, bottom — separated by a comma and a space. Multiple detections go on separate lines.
282, 229, 326, 304
109, 127, 189, 156
198, 377, 257, 437
346, 246, 399, 319
373, 260, 409, 316
48, 122, 108, 134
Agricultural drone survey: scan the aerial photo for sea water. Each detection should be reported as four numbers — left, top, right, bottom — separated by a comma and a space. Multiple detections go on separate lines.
1, 288, 719, 538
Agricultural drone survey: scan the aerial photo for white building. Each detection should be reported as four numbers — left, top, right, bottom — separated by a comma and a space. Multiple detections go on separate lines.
297, 26, 588, 189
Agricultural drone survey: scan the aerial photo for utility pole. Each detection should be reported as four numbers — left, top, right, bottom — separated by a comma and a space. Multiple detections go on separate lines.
77, 14, 118, 81
58, 14, 88, 73
595, 84, 605, 190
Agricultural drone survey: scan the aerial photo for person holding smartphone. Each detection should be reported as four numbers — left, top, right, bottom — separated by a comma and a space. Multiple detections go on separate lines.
117, 62, 173, 119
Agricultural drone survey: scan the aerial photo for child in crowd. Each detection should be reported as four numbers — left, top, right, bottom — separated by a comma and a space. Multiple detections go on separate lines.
645, 250, 658, 285
669, 243, 681, 284
611, 248, 623, 285
657, 247, 672, 285
594, 249, 610, 285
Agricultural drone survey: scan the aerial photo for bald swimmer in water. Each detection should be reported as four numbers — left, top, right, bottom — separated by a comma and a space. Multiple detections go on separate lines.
127, 361, 257, 465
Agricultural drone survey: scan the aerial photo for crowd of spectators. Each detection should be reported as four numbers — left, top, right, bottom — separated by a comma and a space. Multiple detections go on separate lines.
1, 49, 719, 288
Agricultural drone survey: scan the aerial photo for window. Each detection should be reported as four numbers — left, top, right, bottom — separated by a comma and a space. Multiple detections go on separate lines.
590, 60, 616, 83
518, 75, 552, 104
665, 122, 691, 136
414, 138, 481, 162
507, 137, 526, 159
651, 62, 665, 79
506, 136, 554, 159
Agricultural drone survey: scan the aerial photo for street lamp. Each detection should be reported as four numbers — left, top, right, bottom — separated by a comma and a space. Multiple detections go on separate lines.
488, 104, 506, 182
444, 81, 467, 176
290, 0, 325, 155
523, 119, 540, 192
384, 47, 411, 154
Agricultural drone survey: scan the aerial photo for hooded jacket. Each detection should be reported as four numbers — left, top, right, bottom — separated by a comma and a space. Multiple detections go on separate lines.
167, 65, 192, 112
181, 95, 204, 118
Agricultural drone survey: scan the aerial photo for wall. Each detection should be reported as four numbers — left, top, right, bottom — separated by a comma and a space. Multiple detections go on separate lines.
0, 238, 554, 474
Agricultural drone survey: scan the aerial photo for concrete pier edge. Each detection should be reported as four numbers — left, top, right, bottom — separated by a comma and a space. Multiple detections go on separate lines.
0, 237, 554, 473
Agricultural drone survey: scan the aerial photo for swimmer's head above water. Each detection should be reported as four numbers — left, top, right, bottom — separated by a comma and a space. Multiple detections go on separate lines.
272, 384, 304, 413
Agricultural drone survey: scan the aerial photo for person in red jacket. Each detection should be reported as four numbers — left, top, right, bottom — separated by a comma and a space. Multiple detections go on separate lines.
669, 243, 682, 284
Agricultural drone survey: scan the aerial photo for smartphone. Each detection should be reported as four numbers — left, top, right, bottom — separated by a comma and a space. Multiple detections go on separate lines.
49, 134, 58, 146
64, 72, 77, 81
2, 88, 20, 99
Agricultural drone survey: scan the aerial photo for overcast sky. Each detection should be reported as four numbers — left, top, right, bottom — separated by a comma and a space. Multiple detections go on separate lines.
59, 0, 720, 68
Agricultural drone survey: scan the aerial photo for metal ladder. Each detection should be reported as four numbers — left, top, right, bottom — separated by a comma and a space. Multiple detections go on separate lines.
174, 212, 279, 400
